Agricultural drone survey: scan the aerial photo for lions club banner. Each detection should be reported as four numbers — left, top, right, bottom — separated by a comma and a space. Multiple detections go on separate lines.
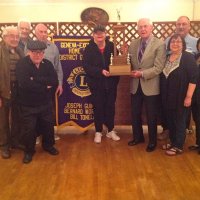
53, 36, 94, 131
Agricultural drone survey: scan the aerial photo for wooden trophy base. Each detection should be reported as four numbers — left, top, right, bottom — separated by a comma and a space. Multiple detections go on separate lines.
109, 64, 131, 76
109, 56, 131, 76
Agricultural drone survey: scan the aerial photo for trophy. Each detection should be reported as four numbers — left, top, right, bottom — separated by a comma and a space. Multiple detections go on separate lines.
109, 20, 131, 76
116, 9, 121, 25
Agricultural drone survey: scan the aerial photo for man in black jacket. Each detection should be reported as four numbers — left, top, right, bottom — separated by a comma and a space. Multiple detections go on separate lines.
16, 40, 59, 164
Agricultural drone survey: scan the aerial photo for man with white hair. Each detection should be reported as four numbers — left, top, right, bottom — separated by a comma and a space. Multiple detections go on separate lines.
128, 18, 166, 152
18, 20, 32, 53
0, 26, 24, 159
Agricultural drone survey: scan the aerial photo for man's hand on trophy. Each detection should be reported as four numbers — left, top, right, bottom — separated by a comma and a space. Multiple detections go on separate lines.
131, 70, 143, 78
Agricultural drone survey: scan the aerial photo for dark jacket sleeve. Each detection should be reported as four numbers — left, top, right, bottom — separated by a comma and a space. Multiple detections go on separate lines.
183, 52, 198, 84
82, 40, 118, 90
82, 44, 103, 79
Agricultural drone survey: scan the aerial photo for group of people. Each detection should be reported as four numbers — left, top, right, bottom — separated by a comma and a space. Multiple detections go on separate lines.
127, 16, 199, 156
0, 15, 200, 165
0, 21, 63, 164
83, 16, 200, 156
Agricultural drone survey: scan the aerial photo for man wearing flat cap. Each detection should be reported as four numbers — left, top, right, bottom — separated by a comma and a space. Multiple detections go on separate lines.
35, 23, 63, 142
16, 40, 59, 164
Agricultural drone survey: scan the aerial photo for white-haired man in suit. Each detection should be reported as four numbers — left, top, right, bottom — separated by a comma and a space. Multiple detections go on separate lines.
128, 18, 166, 152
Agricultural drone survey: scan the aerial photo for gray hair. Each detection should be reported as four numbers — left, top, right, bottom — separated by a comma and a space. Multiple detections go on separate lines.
177, 16, 190, 22
2, 26, 19, 37
18, 20, 31, 29
137, 18, 153, 26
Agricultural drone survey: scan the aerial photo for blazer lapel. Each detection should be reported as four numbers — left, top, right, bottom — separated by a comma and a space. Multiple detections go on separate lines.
134, 39, 141, 66
141, 37, 154, 62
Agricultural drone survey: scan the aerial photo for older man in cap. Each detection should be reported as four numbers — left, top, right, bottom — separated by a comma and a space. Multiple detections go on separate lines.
16, 40, 59, 164
35, 23, 63, 141
0, 26, 24, 159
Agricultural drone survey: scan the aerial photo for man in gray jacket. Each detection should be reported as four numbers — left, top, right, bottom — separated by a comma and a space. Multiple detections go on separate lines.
128, 18, 166, 152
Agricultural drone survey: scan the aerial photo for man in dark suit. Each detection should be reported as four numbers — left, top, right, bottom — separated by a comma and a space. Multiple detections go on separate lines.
128, 18, 166, 152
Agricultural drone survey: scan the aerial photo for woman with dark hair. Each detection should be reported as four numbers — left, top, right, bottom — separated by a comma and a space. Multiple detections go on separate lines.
160, 33, 198, 155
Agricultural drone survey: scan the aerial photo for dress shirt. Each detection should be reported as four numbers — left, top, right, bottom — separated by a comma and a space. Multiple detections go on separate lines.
44, 41, 63, 86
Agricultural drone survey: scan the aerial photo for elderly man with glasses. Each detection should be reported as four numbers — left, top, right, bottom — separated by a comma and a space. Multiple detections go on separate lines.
0, 26, 24, 159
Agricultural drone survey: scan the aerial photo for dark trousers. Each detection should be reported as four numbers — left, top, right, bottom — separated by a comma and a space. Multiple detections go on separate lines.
192, 101, 200, 146
166, 108, 189, 149
90, 86, 118, 132
131, 84, 159, 145
159, 95, 168, 130
186, 108, 192, 129
0, 96, 21, 150
36, 88, 57, 136
20, 102, 55, 154
0, 98, 10, 149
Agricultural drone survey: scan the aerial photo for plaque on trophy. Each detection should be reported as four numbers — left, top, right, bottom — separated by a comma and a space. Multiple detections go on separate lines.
109, 22, 131, 76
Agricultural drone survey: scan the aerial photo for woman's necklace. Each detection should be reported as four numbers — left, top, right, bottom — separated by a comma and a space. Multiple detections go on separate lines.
169, 52, 181, 62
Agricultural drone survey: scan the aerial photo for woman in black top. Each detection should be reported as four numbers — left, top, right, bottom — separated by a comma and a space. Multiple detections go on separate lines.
83, 25, 120, 144
160, 33, 198, 155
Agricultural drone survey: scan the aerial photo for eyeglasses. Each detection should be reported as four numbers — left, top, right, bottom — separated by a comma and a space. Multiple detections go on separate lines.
138, 25, 150, 30
7, 34, 19, 39
31, 50, 44, 55
20, 27, 30, 31
176, 23, 189, 27
170, 40, 182, 44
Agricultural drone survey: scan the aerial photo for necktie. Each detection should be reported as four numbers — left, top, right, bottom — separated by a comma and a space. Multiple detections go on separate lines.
138, 41, 146, 63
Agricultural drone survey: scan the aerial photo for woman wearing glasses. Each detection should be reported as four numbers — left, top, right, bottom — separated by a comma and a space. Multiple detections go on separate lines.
160, 33, 198, 156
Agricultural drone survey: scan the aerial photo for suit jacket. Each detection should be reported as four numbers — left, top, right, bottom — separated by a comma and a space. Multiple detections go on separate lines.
129, 36, 166, 96
0, 41, 24, 99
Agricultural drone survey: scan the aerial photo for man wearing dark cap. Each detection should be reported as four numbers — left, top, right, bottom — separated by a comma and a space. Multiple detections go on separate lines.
35, 23, 63, 141
16, 40, 59, 164
83, 24, 120, 144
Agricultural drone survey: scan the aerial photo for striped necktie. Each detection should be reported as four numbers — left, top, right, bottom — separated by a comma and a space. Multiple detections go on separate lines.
138, 41, 146, 63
